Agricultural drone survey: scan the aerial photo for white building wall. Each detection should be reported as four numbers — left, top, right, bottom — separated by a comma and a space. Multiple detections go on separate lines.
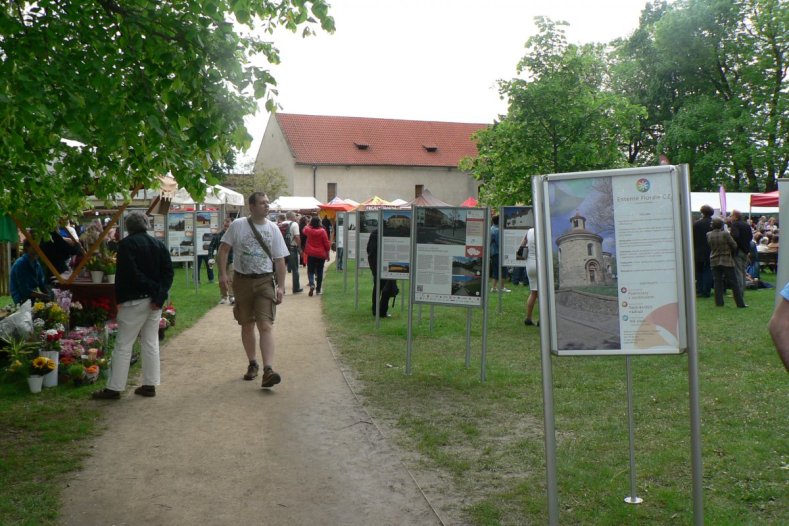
253, 117, 479, 204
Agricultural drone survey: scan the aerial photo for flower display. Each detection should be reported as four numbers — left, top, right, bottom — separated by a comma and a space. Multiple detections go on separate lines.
162, 304, 176, 327
32, 300, 69, 329
41, 328, 64, 353
29, 356, 56, 376
70, 298, 111, 327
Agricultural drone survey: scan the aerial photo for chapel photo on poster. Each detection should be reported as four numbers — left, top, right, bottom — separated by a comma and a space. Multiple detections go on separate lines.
548, 177, 621, 351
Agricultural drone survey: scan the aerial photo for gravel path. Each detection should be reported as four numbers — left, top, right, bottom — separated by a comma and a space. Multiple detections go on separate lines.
59, 267, 444, 526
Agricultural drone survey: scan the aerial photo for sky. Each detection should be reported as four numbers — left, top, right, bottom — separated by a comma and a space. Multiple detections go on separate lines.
239, 0, 653, 165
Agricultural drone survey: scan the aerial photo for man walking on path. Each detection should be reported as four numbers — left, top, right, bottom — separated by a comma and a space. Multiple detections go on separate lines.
92, 211, 174, 400
218, 192, 288, 388
209, 216, 234, 304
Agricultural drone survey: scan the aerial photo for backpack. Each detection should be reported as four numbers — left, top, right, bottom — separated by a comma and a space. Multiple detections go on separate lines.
278, 221, 292, 246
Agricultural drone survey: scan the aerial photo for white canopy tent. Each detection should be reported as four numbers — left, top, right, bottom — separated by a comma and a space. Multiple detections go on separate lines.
690, 192, 779, 215
269, 196, 322, 211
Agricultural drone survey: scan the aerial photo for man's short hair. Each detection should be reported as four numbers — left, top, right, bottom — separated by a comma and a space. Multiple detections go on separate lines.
125, 211, 150, 234
277, 213, 286, 222
286, 211, 297, 220
711, 218, 724, 230
248, 192, 268, 206
492, 215, 499, 226
700, 205, 714, 217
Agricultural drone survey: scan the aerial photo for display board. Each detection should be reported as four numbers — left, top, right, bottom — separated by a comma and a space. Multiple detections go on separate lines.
501, 206, 534, 268
538, 167, 688, 355
356, 210, 378, 269
380, 209, 412, 280
410, 207, 487, 307
151, 214, 166, 240
167, 212, 194, 262
346, 212, 357, 260
194, 211, 219, 256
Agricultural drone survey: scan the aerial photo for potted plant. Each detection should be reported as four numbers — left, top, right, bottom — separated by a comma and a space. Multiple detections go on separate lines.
67, 363, 86, 386
1, 336, 39, 382
86, 256, 105, 283
28, 356, 56, 393
103, 255, 117, 283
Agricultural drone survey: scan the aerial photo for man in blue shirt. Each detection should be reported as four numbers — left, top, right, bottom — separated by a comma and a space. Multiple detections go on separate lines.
10, 240, 49, 305
768, 281, 789, 372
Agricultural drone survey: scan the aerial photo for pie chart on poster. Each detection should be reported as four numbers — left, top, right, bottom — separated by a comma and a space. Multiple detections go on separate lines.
634, 302, 680, 349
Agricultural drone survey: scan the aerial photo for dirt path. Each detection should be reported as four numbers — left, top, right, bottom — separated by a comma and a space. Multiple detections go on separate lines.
59, 266, 445, 526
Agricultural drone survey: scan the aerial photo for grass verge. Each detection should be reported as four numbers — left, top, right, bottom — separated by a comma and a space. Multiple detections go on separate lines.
0, 268, 219, 525
322, 263, 789, 525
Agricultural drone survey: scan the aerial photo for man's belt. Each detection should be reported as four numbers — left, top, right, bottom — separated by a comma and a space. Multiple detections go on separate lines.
234, 271, 274, 279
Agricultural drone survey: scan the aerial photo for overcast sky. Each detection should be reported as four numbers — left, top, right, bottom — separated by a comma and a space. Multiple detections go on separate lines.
240, 0, 653, 164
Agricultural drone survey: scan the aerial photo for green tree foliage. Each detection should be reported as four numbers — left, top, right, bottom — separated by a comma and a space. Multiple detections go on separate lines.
462, 18, 644, 205
0, 1, 334, 233
614, 0, 787, 191
224, 167, 288, 204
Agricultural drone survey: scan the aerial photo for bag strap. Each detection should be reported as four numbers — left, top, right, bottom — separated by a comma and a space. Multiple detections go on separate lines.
247, 216, 274, 261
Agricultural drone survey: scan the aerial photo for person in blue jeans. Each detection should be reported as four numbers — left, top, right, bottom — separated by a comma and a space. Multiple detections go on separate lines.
489, 214, 510, 292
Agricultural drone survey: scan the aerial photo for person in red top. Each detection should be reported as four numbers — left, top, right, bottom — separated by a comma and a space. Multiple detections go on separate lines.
303, 216, 331, 296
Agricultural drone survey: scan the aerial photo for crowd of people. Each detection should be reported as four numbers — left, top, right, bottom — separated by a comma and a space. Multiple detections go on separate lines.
693, 206, 779, 308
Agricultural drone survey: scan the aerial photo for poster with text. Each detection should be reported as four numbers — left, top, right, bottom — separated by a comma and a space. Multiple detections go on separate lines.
194, 211, 219, 256
356, 211, 378, 269
501, 206, 534, 267
544, 169, 683, 355
347, 212, 356, 260
412, 207, 486, 307
380, 209, 411, 279
152, 214, 166, 240
167, 212, 194, 261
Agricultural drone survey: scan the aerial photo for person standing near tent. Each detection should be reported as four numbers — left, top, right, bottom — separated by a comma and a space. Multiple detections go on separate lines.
692, 205, 714, 298
217, 192, 288, 389
729, 209, 753, 297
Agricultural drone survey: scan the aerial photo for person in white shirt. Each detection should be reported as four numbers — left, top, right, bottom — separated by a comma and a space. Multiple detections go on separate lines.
218, 192, 288, 389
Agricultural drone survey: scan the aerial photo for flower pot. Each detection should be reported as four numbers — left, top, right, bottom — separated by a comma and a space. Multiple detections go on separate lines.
28, 375, 44, 393
90, 270, 104, 283
105, 274, 116, 284
40, 350, 59, 388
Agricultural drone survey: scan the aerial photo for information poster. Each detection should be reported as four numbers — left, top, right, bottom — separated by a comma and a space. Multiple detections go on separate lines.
336, 213, 345, 250
194, 211, 219, 256
357, 211, 378, 269
152, 214, 166, 240
543, 170, 684, 355
167, 212, 194, 261
347, 212, 357, 260
501, 206, 533, 267
412, 207, 487, 307
380, 209, 412, 280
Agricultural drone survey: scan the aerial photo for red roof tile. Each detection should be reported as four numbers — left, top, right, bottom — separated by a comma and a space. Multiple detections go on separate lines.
275, 113, 488, 168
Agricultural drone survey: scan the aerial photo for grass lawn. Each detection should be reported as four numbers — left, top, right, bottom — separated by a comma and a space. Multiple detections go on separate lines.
321, 263, 788, 525
0, 267, 220, 525
2, 262, 786, 525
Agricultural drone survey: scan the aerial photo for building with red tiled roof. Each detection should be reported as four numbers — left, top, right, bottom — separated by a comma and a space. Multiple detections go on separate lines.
253, 113, 488, 204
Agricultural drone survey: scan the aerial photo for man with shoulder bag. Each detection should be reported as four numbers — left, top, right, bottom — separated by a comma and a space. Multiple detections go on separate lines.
217, 192, 289, 389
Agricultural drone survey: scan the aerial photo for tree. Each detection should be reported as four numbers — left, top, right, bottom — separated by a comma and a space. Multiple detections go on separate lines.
224, 167, 288, 205
0, 1, 333, 233
614, 0, 788, 191
462, 18, 644, 205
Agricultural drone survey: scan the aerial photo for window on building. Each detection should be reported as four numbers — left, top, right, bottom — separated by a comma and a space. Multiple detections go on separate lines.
415, 185, 423, 198
327, 183, 337, 202
587, 243, 593, 256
